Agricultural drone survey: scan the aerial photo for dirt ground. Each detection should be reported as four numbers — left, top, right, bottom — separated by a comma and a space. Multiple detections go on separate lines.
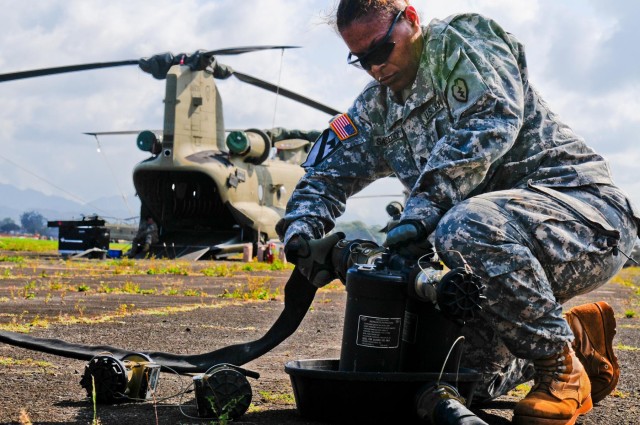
0, 251, 638, 425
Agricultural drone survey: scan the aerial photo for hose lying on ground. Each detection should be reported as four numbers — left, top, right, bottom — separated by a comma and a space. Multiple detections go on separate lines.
0, 267, 316, 374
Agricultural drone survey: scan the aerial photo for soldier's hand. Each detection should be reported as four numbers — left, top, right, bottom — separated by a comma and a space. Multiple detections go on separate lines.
384, 221, 432, 259
284, 233, 345, 288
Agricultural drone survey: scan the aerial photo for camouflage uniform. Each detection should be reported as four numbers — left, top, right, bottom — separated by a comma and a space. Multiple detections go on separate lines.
278, 13, 640, 400
129, 219, 159, 258
136, 221, 159, 246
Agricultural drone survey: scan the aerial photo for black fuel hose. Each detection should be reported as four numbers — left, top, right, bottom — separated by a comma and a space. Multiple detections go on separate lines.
427, 399, 488, 425
416, 384, 488, 425
0, 267, 317, 374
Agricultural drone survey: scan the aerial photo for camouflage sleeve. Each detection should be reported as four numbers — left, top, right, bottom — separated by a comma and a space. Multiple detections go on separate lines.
279, 97, 393, 244
403, 14, 525, 234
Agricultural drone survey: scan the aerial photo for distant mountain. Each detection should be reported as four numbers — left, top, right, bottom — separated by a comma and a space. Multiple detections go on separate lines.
0, 184, 140, 224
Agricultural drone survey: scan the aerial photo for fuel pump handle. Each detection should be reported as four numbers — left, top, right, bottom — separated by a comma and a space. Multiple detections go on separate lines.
285, 232, 345, 288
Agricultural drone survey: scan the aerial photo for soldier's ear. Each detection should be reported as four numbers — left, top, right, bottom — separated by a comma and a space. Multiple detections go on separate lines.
404, 6, 420, 27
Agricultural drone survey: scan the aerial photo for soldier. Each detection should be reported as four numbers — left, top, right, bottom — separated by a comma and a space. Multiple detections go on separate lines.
277, 1, 640, 424
127, 216, 159, 258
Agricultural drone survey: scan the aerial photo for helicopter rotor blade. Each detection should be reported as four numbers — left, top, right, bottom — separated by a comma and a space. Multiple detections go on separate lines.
0, 46, 298, 83
0, 47, 340, 116
232, 70, 340, 116
0, 60, 139, 83
204, 45, 299, 56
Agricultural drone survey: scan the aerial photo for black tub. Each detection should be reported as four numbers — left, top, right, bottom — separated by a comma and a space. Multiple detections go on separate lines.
285, 359, 481, 424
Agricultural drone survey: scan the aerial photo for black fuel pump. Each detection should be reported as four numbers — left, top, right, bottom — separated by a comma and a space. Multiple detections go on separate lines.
288, 239, 488, 424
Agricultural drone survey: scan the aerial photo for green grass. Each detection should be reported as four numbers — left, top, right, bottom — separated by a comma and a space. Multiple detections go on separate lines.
0, 236, 128, 254
182, 288, 205, 297
202, 264, 237, 277
22, 281, 37, 299
145, 262, 191, 275
0, 237, 57, 252
0, 356, 54, 368
258, 390, 295, 405
241, 260, 293, 272
507, 383, 531, 398
611, 267, 640, 292
612, 389, 630, 399
0, 255, 25, 263
219, 276, 280, 301
615, 343, 639, 351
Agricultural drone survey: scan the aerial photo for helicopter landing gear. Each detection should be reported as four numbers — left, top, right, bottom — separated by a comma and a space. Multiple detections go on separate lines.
251, 231, 268, 259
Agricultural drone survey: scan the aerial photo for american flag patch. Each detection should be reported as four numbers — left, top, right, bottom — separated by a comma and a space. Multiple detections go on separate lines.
329, 113, 358, 141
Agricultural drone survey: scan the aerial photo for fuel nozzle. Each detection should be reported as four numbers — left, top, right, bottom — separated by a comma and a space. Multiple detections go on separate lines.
415, 382, 488, 425
330, 238, 384, 283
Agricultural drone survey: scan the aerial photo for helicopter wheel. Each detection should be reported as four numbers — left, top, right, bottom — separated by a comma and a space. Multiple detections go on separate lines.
250, 231, 268, 259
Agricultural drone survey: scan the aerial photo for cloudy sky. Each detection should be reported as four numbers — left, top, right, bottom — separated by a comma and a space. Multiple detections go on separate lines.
0, 0, 638, 226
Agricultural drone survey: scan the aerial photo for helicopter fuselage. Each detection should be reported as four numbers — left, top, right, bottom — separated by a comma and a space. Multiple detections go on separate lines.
132, 64, 309, 258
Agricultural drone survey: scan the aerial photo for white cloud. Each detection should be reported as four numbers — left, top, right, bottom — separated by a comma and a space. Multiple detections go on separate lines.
0, 0, 639, 223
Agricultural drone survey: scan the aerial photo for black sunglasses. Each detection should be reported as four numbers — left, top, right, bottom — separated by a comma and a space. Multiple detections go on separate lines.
347, 9, 404, 71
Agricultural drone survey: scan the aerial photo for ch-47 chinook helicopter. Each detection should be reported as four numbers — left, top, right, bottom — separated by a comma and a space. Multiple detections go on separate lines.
0, 47, 341, 259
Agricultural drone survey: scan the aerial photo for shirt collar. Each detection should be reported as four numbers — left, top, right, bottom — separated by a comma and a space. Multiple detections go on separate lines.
385, 26, 437, 128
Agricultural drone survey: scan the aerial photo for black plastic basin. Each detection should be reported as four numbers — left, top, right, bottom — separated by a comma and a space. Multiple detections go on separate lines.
285, 359, 481, 424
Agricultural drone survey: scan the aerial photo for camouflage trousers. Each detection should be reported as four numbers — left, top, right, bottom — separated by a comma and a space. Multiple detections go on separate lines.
433, 183, 638, 401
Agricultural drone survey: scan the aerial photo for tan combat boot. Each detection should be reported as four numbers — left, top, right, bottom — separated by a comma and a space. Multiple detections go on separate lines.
513, 344, 592, 425
565, 301, 619, 403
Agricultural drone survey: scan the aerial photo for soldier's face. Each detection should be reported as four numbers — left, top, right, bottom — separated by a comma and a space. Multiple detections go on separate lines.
341, 7, 423, 93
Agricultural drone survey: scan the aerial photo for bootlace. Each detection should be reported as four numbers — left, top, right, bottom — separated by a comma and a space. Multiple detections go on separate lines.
533, 353, 571, 391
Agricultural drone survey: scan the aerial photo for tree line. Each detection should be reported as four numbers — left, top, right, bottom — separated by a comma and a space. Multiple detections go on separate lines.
0, 210, 49, 235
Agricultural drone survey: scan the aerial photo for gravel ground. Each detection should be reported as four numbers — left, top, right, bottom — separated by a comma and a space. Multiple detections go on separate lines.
0, 252, 637, 424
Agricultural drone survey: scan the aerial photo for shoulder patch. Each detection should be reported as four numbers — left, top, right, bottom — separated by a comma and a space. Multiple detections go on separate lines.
451, 78, 468, 102
302, 129, 341, 168
329, 113, 358, 141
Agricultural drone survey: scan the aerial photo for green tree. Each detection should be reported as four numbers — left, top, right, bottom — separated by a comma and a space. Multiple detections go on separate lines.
0, 218, 20, 233
20, 210, 47, 235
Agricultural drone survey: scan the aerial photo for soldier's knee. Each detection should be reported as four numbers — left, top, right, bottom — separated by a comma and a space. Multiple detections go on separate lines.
434, 200, 477, 250
434, 197, 516, 268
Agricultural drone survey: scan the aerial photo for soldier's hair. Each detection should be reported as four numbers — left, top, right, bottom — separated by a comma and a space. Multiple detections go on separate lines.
330, 0, 409, 32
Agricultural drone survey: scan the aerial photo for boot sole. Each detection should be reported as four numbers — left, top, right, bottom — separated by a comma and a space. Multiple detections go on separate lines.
590, 301, 620, 402
513, 394, 593, 425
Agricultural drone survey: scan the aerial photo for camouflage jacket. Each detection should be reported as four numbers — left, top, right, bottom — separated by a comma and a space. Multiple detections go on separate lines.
135, 222, 159, 245
279, 13, 613, 243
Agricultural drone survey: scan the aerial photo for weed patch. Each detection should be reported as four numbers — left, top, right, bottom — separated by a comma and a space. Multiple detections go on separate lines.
0, 315, 49, 333
145, 261, 191, 276
220, 276, 280, 301
615, 343, 639, 351
202, 264, 237, 277
0, 356, 54, 368
507, 383, 531, 398
22, 281, 37, 299
241, 260, 293, 272
319, 280, 344, 292
611, 389, 630, 399
162, 287, 180, 296
258, 390, 295, 405
97, 282, 114, 293
182, 288, 206, 297
48, 280, 67, 291
620, 323, 640, 329
0, 255, 25, 264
